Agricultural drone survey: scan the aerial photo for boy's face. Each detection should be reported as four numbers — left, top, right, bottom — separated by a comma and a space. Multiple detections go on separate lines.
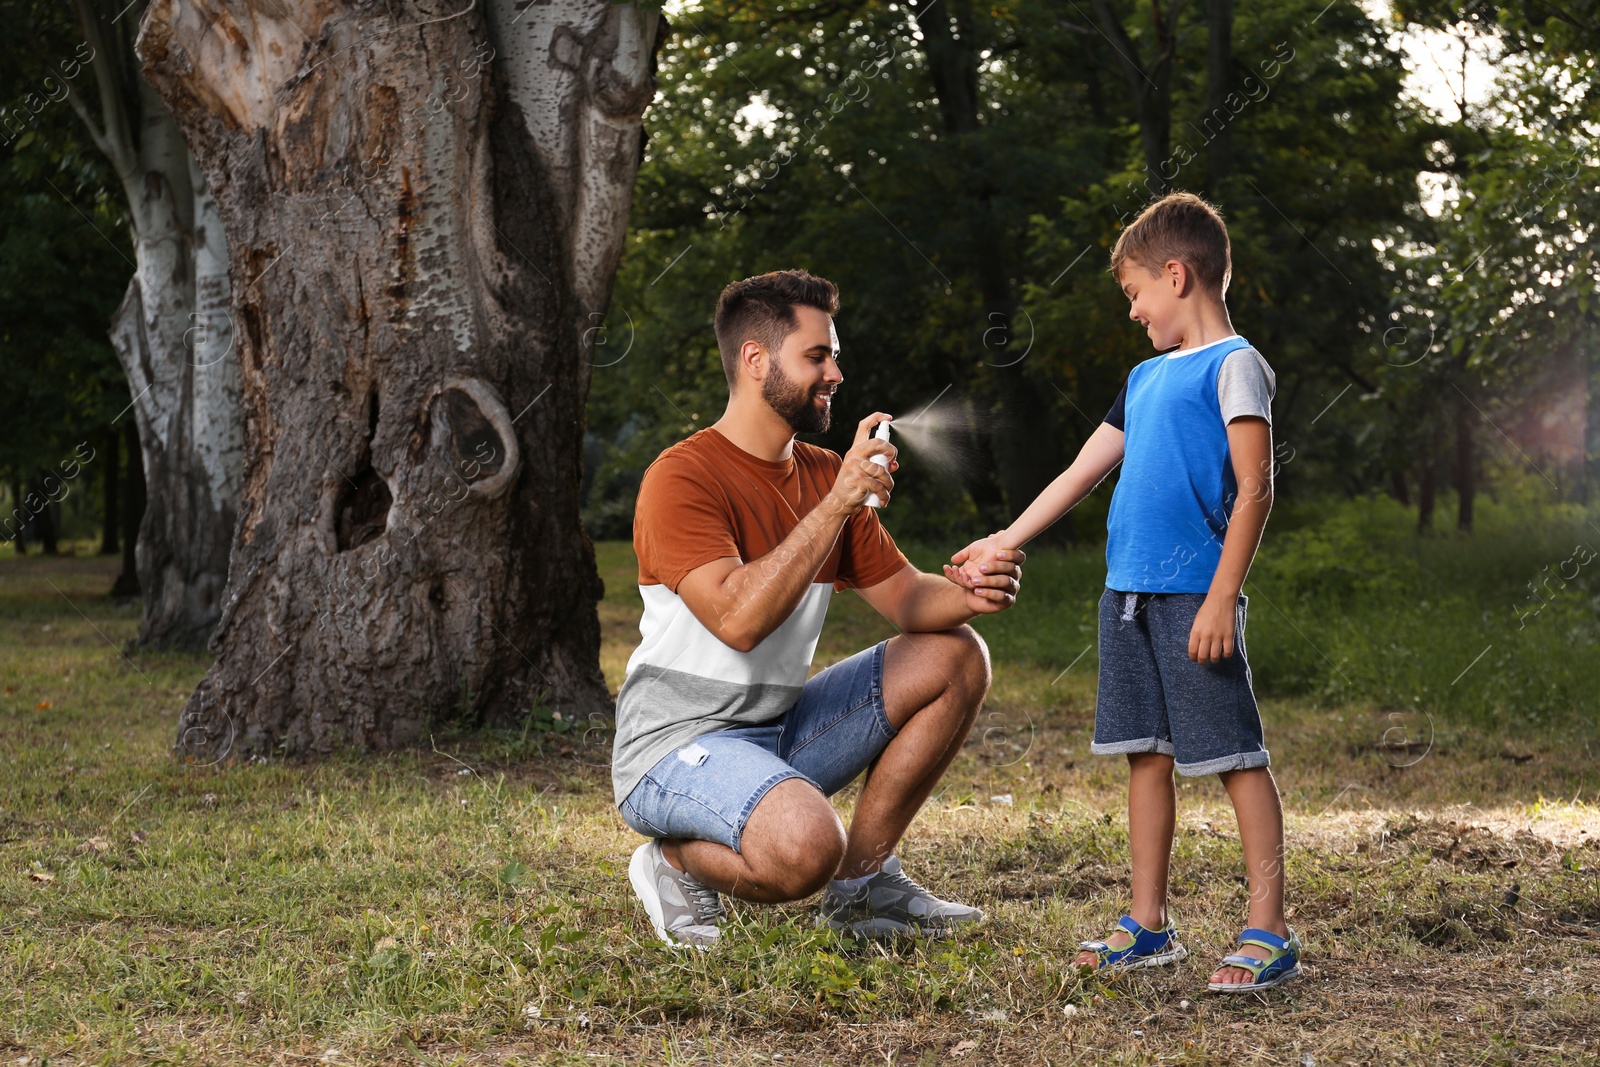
1119, 260, 1187, 351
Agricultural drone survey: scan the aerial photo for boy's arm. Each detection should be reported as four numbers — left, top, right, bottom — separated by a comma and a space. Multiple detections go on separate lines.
1189, 415, 1273, 663
947, 423, 1125, 580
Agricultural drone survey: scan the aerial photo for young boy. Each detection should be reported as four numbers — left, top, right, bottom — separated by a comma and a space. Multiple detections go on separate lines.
946, 192, 1300, 992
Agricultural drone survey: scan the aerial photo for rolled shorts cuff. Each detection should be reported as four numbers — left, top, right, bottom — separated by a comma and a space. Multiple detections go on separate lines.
728, 768, 813, 850
619, 765, 816, 853
1175, 749, 1271, 777
1090, 737, 1177, 757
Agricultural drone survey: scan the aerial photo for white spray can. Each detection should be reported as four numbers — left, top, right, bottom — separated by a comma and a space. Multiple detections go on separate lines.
865, 420, 892, 508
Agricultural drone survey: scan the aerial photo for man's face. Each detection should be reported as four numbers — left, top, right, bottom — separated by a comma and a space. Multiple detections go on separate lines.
1120, 261, 1186, 351
762, 306, 843, 434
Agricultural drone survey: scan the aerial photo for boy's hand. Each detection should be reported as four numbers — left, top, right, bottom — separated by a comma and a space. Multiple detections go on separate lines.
1188, 593, 1237, 663
943, 536, 1010, 590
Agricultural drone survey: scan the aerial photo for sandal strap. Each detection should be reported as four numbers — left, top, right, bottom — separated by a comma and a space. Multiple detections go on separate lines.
1239, 927, 1291, 951
1116, 915, 1146, 937
1220, 953, 1270, 975
1080, 915, 1178, 969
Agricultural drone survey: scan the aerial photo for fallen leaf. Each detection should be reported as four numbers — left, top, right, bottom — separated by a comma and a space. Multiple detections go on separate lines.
79, 836, 112, 854
35, 701, 51, 710
28, 870, 54, 883
951, 1040, 978, 1057
130, 830, 148, 844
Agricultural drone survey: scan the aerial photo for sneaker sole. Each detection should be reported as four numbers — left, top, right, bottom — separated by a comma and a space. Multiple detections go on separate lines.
628, 842, 706, 951
818, 914, 979, 941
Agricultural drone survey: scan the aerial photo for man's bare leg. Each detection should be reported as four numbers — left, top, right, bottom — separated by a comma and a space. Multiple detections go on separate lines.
837, 626, 990, 878
661, 625, 990, 900
662, 780, 846, 903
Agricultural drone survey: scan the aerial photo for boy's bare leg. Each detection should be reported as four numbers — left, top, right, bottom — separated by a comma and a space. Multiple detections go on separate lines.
1076, 752, 1176, 966
1211, 765, 1289, 984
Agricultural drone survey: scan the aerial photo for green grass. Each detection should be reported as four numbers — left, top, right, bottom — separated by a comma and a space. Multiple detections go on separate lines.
2, 515, 1599, 1065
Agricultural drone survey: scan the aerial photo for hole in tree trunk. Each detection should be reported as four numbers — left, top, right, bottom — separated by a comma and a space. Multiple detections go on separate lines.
336, 393, 392, 552
440, 387, 506, 482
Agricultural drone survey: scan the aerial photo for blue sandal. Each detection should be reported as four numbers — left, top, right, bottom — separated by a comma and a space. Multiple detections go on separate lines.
1207, 927, 1302, 992
1078, 915, 1188, 972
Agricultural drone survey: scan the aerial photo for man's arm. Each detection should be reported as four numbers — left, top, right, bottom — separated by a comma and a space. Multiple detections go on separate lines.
1189, 415, 1273, 663
855, 556, 1024, 634
676, 413, 896, 653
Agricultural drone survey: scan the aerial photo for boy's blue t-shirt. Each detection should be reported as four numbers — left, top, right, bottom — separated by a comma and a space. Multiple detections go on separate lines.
1102, 335, 1273, 593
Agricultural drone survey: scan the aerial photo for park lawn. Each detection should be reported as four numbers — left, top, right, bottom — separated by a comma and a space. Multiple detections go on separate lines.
1, 541, 1598, 1066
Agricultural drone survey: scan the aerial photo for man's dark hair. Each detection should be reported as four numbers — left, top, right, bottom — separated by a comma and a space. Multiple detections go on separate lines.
1111, 192, 1232, 296
714, 269, 840, 388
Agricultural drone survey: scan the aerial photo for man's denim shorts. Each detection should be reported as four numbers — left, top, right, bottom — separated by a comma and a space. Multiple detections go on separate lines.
618, 640, 895, 852
1092, 588, 1269, 776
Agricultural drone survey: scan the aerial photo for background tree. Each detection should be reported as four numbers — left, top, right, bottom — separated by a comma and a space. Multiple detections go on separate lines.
0, 6, 136, 572
140, 0, 661, 759
10, 0, 246, 647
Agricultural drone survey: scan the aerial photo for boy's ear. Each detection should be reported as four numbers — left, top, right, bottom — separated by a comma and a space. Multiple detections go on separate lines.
1164, 259, 1190, 295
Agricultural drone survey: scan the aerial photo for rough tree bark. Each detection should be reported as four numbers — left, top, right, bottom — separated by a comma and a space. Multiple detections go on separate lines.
140, 0, 659, 758
70, 0, 241, 647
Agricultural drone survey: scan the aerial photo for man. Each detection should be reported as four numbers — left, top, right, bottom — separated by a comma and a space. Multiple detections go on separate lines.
612, 269, 1025, 948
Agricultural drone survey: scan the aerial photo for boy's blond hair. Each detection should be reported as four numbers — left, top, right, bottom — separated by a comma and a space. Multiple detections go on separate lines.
1111, 192, 1232, 296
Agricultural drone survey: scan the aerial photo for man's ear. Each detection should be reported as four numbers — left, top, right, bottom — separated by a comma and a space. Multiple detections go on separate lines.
739, 339, 766, 385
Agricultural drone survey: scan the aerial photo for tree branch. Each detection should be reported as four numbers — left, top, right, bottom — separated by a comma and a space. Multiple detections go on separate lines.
1089, 0, 1152, 99
71, 0, 137, 176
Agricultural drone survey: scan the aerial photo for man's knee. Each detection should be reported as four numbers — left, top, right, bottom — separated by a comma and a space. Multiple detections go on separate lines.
946, 623, 992, 699
742, 781, 846, 901
766, 809, 846, 899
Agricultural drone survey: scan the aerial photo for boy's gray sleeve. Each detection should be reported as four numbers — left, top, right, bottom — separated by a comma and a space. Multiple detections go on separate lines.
1217, 348, 1276, 425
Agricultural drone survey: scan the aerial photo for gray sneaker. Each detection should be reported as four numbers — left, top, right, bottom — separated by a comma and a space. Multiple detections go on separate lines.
628, 840, 725, 949
816, 855, 984, 940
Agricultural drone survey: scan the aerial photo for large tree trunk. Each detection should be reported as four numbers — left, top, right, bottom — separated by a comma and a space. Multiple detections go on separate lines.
141, 0, 658, 759
71, 0, 241, 649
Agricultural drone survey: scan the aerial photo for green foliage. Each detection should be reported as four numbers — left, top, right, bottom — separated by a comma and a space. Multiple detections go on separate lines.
588, 0, 1453, 543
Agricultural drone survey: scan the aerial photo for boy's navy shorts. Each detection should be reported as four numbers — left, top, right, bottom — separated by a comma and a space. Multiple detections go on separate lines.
1092, 588, 1270, 776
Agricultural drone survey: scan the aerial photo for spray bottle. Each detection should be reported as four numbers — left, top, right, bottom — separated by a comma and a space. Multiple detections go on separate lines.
864, 420, 892, 508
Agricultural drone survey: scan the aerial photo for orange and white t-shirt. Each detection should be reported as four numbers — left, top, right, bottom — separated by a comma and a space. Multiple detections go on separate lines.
611, 428, 907, 804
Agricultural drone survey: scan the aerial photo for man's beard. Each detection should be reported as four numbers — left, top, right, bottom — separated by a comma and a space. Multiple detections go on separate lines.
763, 359, 832, 434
